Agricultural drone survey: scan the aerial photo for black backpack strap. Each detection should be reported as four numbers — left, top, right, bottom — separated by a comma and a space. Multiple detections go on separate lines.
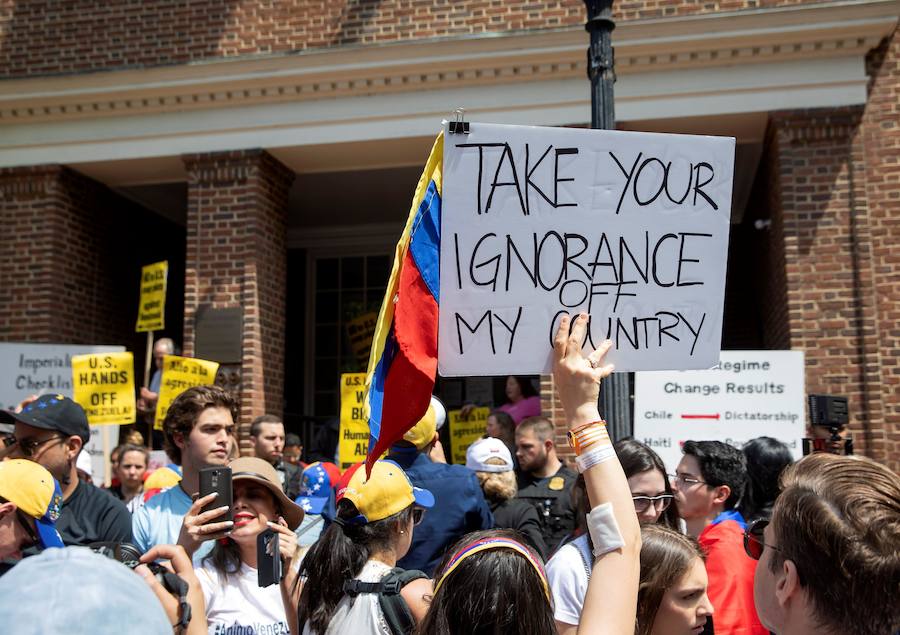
343, 579, 387, 596
378, 568, 428, 635
341, 567, 428, 635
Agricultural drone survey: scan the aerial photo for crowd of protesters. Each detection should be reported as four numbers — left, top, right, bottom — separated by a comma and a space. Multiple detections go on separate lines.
0, 315, 898, 635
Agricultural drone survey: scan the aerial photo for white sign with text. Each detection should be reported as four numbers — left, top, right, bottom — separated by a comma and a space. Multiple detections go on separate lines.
438, 122, 735, 375
0, 342, 124, 486
634, 350, 805, 471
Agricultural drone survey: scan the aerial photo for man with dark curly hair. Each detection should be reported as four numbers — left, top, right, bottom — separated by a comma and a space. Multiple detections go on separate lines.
132, 385, 237, 557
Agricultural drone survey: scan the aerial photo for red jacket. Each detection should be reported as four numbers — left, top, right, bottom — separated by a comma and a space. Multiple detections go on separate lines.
699, 515, 767, 635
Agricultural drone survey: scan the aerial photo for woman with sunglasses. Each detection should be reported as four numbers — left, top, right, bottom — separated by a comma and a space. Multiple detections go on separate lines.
547, 314, 643, 635
295, 459, 433, 635
428, 316, 641, 635
416, 528, 556, 634
548, 438, 677, 634
179, 457, 304, 635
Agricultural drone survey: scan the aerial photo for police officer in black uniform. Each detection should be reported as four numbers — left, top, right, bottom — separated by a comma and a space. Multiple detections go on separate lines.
515, 416, 576, 553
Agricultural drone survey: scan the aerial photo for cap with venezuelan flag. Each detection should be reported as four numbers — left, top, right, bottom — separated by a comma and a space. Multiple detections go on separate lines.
341, 460, 433, 525
0, 459, 64, 549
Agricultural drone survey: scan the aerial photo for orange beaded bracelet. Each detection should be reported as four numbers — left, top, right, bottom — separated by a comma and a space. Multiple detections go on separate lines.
567, 419, 610, 456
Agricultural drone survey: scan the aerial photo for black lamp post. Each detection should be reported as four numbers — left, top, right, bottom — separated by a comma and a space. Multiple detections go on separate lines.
584, 0, 616, 131
584, 0, 631, 439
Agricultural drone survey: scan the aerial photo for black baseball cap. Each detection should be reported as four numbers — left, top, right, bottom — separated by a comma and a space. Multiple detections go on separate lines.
0, 395, 90, 444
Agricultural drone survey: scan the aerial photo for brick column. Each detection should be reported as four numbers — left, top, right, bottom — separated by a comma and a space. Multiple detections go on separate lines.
182, 150, 293, 447
0, 165, 133, 345
768, 107, 888, 465
861, 29, 900, 471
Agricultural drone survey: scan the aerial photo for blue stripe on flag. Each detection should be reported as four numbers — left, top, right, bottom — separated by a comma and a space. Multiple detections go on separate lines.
367, 323, 397, 445
408, 180, 441, 301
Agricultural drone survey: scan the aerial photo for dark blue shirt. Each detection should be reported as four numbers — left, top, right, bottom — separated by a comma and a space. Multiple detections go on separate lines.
389, 448, 494, 575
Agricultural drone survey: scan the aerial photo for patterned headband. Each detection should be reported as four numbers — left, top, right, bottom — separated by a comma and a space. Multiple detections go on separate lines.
432, 537, 550, 601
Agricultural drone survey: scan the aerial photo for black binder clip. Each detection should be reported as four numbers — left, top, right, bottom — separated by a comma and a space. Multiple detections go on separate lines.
448, 108, 470, 134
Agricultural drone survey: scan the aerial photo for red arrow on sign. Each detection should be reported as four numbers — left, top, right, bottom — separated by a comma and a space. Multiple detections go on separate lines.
681, 413, 721, 420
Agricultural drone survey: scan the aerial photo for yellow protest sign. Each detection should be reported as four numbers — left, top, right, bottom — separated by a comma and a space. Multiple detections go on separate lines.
346, 312, 378, 366
448, 407, 490, 464
136, 261, 168, 332
154, 355, 220, 430
339, 373, 369, 470
71, 352, 136, 425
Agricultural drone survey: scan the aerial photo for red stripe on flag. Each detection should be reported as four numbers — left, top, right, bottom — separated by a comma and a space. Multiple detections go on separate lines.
366, 249, 438, 472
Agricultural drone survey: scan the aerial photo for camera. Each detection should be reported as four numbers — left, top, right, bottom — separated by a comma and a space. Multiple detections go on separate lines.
89, 542, 169, 583
803, 395, 853, 456
89, 542, 192, 628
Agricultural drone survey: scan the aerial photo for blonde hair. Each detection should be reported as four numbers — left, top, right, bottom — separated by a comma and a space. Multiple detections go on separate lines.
475, 457, 517, 502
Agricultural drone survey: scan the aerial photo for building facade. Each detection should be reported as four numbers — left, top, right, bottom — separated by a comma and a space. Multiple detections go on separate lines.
1, 0, 898, 468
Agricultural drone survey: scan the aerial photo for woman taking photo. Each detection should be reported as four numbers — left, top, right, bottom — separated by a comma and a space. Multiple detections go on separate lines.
179, 457, 304, 634
296, 459, 434, 635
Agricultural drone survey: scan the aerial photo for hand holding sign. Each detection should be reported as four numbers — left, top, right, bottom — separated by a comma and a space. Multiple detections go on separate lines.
552, 314, 615, 428
438, 123, 734, 375
154, 356, 220, 430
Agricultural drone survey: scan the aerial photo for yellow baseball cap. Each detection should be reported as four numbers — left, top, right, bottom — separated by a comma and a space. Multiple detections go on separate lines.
341, 460, 434, 525
144, 466, 182, 491
402, 396, 446, 450
0, 459, 64, 549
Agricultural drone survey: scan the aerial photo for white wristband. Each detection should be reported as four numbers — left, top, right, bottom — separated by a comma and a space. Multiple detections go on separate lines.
587, 502, 625, 558
575, 444, 616, 473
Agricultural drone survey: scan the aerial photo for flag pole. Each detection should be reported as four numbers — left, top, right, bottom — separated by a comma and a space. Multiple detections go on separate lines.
144, 331, 153, 445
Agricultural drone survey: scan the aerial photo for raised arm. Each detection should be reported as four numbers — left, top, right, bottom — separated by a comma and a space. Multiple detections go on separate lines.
552, 313, 641, 635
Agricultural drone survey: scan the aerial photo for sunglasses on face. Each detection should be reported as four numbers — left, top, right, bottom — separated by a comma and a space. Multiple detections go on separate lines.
668, 473, 708, 487
0, 496, 39, 549
632, 494, 674, 514
412, 507, 426, 526
16, 510, 39, 549
10, 434, 65, 458
743, 518, 780, 560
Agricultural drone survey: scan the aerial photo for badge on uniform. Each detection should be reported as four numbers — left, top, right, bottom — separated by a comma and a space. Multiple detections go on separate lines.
549, 476, 565, 491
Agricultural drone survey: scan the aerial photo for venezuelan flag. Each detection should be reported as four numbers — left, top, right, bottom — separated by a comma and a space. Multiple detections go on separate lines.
364, 133, 443, 473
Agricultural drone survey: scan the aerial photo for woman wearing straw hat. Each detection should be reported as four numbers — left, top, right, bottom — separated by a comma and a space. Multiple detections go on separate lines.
179, 457, 304, 634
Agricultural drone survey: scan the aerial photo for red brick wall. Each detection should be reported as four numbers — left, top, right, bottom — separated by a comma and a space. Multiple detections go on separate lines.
183, 150, 293, 447
746, 127, 792, 351
0, 166, 133, 345
0, 165, 187, 386
768, 106, 890, 466
0, 0, 816, 78
861, 29, 900, 469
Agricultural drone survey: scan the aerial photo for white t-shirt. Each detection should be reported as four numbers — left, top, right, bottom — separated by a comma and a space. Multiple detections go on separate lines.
302, 559, 393, 635
546, 534, 592, 626
196, 560, 290, 635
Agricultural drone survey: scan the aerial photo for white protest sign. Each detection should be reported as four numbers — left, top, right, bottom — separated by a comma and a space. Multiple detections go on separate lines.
633, 350, 805, 472
439, 122, 734, 375
0, 342, 124, 486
